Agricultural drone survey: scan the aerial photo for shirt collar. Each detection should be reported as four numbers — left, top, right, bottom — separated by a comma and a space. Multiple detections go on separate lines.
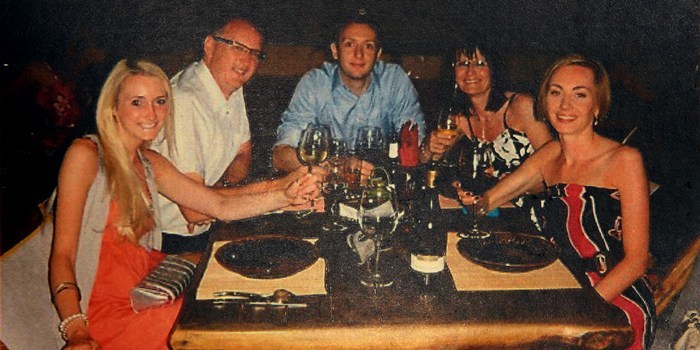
194, 60, 241, 106
331, 61, 381, 95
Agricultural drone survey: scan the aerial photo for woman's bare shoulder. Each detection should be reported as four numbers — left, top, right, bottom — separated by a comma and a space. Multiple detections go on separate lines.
58, 138, 99, 185
64, 138, 98, 163
610, 144, 644, 167
536, 139, 561, 156
506, 93, 538, 126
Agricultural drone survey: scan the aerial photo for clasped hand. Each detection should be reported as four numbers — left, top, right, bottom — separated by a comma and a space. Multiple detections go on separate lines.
285, 166, 323, 205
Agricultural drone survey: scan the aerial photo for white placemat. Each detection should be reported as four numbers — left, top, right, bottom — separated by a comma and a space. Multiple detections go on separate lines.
446, 232, 581, 291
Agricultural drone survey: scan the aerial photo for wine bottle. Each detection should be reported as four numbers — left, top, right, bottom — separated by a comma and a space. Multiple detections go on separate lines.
410, 166, 446, 279
386, 127, 405, 195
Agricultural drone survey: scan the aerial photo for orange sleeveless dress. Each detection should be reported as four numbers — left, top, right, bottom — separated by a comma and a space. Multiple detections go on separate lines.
87, 202, 183, 349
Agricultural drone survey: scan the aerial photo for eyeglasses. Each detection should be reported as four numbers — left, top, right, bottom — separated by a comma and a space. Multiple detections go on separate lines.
453, 60, 488, 69
212, 36, 266, 62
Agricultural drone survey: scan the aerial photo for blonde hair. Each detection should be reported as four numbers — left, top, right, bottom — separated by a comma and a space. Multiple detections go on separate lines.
95, 59, 174, 242
536, 54, 611, 122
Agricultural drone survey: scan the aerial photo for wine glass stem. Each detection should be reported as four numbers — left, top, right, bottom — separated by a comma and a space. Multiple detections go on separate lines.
308, 165, 315, 207
373, 238, 382, 278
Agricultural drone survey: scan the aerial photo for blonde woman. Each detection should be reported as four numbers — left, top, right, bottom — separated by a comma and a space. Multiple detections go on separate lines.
464, 55, 655, 349
48, 59, 318, 349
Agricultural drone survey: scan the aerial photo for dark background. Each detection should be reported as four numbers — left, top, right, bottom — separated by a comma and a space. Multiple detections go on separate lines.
1, 1, 698, 260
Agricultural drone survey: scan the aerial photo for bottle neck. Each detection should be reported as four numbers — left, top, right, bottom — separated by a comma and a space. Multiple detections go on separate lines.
426, 169, 437, 189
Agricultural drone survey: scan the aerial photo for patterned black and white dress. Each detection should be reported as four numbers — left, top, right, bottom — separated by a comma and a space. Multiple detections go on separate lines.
543, 183, 656, 350
464, 94, 534, 178
459, 94, 540, 227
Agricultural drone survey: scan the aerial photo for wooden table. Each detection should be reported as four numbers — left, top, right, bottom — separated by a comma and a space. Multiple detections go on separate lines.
171, 209, 633, 349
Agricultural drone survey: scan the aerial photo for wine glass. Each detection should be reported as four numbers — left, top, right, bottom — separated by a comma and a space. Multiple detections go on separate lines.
322, 139, 350, 231
358, 168, 399, 288
435, 110, 460, 165
298, 123, 331, 207
354, 126, 384, 169
327, 138, 348, 169
298, 123, 331, 172
456, 138, 496, 194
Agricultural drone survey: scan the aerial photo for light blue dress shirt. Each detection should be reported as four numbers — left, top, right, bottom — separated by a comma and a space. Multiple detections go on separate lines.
275, 61, 426, 150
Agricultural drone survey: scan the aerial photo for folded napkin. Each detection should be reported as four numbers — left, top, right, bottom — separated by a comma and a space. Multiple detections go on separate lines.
399, 120, 420, 167
346, 231, 376, 265
338, 199, 397, 221
196, 240, 326, 300
446, 232, 580, 291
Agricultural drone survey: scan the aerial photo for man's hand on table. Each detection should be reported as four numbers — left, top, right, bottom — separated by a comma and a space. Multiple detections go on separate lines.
285, 171, 322, 206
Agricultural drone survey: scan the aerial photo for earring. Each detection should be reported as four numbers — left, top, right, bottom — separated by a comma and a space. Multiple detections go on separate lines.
593, 115, 599, 126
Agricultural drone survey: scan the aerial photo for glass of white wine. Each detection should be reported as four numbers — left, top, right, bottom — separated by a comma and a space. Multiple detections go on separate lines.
435, 111, 460, 164
298, 123, 330, 172
298, 123, 331, 207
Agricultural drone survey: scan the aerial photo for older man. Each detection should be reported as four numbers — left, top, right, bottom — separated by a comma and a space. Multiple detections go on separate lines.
272, 14, 426, 174
153, 18, 267, 254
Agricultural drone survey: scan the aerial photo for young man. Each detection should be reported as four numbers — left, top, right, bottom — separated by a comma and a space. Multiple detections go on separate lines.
272, 15, 426, 174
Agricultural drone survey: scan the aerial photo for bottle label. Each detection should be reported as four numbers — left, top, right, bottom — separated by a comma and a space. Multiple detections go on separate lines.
389, 142, 399, 158
410, 253, 445, 273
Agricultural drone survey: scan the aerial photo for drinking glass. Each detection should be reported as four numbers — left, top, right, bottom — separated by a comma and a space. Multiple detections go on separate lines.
327, 138, 348, 168
358, 168, 399, 288
298, 123, 331, 172
354, 126, 384, 168
436, 112, 459, 139
456, 139, 496, 195
322, 139, 350, 231
298, 123, 331, 207
435, 111, 460, 165
456, 191, 491, 239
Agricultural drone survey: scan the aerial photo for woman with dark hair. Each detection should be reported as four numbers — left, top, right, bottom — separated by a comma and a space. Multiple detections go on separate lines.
463, 54, 656, 349
425, 42, 551, 189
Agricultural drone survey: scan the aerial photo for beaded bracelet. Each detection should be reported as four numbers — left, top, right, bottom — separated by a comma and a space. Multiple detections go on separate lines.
58, 313, 89, 341
53, 282, 81, 301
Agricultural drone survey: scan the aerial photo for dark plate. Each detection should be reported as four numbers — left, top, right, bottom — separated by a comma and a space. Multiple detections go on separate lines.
215, 236, 319, 279
457, 231, 557, 272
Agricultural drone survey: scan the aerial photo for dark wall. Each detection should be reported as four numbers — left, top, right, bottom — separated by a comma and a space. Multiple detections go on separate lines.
1, 1, 698, 254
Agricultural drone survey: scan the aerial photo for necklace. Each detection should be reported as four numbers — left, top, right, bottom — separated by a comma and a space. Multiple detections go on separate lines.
470, 109, 492, 141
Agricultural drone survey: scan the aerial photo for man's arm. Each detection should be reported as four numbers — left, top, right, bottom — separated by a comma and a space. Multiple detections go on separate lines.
218, 140, 252, 186
387, 64, 427, 141
272, 144, 303, 173
181, 140, 251, 230
273, 69, 326, 173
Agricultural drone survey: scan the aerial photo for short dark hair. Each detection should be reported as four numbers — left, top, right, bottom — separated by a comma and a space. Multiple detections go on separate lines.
333, 13, 382, 48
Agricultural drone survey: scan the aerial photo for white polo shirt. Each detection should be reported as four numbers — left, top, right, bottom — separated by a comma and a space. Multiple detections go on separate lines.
152, 60, 251, 236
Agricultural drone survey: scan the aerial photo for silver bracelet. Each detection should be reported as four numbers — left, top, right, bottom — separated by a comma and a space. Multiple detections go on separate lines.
53, 282, 81, 301
59, 313, 89, 341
